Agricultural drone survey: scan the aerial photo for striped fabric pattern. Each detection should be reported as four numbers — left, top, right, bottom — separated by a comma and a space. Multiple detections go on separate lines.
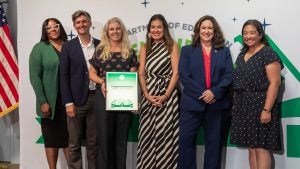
0, 3, 18, 117
137, 42, 179, 169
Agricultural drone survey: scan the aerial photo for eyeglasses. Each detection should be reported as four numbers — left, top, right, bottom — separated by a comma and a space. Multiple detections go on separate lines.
45, 24, 60, 31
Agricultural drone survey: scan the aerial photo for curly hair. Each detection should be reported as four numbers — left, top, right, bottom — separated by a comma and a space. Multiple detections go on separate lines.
191, 15, 225, 49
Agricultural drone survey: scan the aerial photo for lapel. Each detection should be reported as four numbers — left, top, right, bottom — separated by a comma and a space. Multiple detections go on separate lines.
194, 46, 205, 71
42, 42, 60, 67
210, 47, 218, 77
45, 42, 59, 59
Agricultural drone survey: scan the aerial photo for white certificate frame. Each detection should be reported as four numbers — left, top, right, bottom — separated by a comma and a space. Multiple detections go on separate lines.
106, 72, 138, 111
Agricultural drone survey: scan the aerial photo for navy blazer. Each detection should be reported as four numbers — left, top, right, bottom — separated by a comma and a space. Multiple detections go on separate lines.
60, 37, 100, 106
179, 45, 233, 111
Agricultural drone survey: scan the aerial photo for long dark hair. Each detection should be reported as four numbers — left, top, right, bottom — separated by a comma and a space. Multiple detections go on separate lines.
40, 18, 67, 43
192, 15, 225, 49
241, 19, 269, 51
145, 14, 174, 53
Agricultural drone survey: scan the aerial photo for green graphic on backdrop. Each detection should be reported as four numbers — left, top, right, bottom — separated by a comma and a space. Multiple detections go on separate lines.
36, 35, 300, 157
35, 117, 44, 144
128, 35, 300, 158
287, 125, 300, 157
234, 35, 300, 118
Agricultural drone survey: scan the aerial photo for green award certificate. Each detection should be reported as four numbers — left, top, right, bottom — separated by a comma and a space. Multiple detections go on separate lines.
106, 72, 138, 111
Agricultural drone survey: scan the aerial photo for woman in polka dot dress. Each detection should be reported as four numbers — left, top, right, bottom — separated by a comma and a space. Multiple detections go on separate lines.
230, 19, 283, 169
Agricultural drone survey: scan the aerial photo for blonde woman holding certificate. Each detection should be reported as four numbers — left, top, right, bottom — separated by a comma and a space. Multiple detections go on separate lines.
89, 17, 138, 169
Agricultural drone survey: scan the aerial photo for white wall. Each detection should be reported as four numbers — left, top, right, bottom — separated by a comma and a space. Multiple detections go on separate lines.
16, 0, 300, 168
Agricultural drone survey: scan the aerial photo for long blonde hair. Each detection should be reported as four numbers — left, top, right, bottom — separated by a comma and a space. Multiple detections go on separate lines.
97, 17, 131, 60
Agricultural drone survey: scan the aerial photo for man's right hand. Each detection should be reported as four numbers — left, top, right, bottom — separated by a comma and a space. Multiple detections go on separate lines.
66, 104, 76, 117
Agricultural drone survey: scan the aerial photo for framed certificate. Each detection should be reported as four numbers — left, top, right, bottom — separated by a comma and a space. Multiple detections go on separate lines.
106, 72, 138, 111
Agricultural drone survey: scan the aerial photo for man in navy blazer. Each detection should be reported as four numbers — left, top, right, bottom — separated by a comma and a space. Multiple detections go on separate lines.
60, 10, 100, 169
178, 15, 233, 169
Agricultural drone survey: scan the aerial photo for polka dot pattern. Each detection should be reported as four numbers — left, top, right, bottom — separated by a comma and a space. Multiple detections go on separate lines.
230, 46, 282, 151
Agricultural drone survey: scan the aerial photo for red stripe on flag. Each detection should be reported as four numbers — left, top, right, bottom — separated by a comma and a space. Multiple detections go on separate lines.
0, 3, 19, 116
0, 61, 18, 101
0, 80, 12, 110
0, 37, 18, 79
3, 25, 13, 44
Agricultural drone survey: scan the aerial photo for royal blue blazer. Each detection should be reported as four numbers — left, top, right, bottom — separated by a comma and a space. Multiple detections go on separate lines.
60, 37, 100, 106
179, 45, 233, 111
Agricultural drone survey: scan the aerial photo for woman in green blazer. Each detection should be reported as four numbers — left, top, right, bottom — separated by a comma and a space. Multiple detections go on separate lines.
29, 18, 69, 169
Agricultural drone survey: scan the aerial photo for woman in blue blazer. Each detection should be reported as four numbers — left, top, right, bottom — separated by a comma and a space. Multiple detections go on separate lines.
178, 15, 233, 169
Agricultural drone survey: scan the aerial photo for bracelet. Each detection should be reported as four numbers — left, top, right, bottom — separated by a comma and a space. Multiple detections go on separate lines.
262, 108, 271, 113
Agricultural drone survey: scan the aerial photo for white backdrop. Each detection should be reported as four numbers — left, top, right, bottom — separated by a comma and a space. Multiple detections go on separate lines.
18, 0, 300, 168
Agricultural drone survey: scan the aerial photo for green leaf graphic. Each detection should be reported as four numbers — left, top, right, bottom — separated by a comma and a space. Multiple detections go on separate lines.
234, 35, 300, 82
35, 117, 44, 144
234, 35, 300, 118
287, 125, 300, 157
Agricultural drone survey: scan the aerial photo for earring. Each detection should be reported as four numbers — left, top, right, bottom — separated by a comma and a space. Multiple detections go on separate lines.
148, 33, 151, 39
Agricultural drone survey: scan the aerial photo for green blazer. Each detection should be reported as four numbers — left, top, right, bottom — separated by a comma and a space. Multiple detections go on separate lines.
29, 42, 60, 119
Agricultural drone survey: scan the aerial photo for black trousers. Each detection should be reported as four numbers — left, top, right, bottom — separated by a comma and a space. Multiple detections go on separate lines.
95, 89, 131, 169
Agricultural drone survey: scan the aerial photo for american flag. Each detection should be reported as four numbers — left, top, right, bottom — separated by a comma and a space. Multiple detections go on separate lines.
0, 3, 18, 117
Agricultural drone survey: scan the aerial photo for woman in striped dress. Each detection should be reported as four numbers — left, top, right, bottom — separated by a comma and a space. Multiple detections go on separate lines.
137, 14, 180, 169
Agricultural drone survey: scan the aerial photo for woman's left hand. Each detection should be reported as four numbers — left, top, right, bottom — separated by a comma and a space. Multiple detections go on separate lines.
260, 111, 271, 124
199, 90, 215, 103
155, 95, 168, 107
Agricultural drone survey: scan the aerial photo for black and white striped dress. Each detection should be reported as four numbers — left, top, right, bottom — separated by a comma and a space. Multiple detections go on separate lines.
137, 42, 179, 169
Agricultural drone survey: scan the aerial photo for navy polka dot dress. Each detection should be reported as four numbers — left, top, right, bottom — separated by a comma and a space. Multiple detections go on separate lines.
230, 46, 282, 151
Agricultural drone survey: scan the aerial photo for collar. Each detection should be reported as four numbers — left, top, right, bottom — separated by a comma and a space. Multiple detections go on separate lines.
78, 36, 93, 47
